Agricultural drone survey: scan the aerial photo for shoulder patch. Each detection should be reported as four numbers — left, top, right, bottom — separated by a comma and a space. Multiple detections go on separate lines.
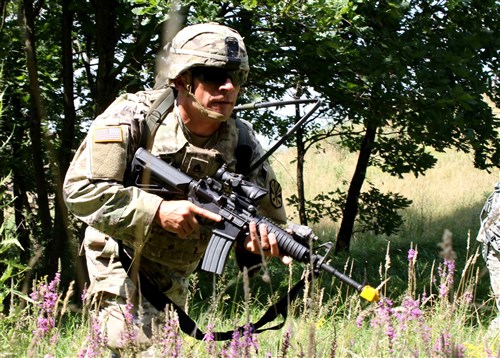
93, 126, 123, 143
269, 179, 283, 209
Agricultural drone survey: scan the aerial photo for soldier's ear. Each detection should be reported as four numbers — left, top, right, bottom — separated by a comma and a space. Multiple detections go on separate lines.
173, 76, 185, 90
174, 71, 193, 93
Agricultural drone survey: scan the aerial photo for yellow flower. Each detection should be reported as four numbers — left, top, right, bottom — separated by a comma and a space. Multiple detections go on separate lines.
462, 342, 488, 358
316, 318, 326, 329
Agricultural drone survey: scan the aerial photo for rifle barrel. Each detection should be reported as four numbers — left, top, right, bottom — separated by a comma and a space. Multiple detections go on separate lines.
319, 262, 380, 303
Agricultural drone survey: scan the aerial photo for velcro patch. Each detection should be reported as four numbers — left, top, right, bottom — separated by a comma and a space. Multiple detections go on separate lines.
269, 179, 283, 209
93, 126, 123, 143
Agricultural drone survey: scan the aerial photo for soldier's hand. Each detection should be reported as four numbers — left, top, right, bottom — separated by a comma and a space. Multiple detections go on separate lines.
154, 200, 221, 238
244, 221, 292, 265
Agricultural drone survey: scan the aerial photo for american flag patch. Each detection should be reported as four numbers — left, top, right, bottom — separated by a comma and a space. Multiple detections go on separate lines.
93, 126, 123, 143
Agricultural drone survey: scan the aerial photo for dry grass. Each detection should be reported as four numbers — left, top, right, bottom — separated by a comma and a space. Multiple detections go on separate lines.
271, 144, 499, 238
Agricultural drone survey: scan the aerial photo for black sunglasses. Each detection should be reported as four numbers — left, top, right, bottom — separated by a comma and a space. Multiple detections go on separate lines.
192, 67, 247, 86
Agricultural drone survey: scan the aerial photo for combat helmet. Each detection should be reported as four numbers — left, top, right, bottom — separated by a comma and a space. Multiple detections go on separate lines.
156, 22, 249, 88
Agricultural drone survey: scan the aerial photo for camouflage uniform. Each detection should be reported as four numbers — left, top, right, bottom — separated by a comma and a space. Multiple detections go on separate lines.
64, 22, 287, 355
64, 76, 286, 356
477, 182, 500, 333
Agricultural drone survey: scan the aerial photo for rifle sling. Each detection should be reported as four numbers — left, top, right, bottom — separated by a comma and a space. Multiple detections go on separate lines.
118, 241, 309, 341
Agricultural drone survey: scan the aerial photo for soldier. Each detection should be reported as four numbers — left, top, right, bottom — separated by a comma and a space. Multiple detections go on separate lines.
477, 182, 500, 334
63, 22, 290, 356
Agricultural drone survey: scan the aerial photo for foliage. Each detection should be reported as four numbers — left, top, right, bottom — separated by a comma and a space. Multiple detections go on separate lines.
287, 182, 412, 236
0, 0, 171, 287
172, 0, 499, 249
0, 175, 29, 313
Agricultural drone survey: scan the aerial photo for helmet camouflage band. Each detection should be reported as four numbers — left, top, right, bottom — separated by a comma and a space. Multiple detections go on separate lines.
158, 22, 249, 86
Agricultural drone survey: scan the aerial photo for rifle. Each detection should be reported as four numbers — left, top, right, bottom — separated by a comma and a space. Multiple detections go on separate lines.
131, 147, 379, 303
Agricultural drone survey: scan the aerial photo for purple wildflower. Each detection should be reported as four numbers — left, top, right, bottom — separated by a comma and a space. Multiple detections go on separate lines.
161, 310, 182, 357
434, 332, 452, 355
370, 298, 396, 351
281, 327, 291, 357
80, 286, 87, 305
419, 323, 432, 347
120, 301, 137, 347
462, 290, 474, 304
453, 343, 466, 357
35, 317, 55, 336
243, 323, 258, 357
385, 325, 395, 344
437, 259, 456, 299
78, 316, 108, 358
204, 323, 217, 356
394, 296, 422, 329
30, 273, 61, 339
226, 324, 258, 358
407, 248, 417, 262
229, 328, 241, 358
356, 315, 364, 328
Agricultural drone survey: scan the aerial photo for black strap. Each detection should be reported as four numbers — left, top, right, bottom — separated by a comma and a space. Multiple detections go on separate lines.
118, 241, 309, 341
234, 118, 256, 176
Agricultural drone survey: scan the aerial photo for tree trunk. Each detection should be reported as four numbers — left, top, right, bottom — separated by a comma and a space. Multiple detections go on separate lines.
61, 0, 76, 172
335, 123, 377, 253
295, 102, 308, 226
21, 0, 53, 256
52, 0, 89, 292
10, 96, 32, 265
94, 0, 119, 115
13, 173, 32, 263
11, 95, 40, 307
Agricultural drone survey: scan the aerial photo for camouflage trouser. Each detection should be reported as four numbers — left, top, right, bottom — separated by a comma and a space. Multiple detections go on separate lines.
83, 227, 189, 356
485, 246, 500, 333
90, 292, 163, 356
85, 267, 188, 357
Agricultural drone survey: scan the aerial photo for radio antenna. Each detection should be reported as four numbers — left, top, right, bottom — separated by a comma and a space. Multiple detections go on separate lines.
234, 98, 322, 173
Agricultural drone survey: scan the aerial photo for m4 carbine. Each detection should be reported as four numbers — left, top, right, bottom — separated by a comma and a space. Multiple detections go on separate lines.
131, 147, 379, 303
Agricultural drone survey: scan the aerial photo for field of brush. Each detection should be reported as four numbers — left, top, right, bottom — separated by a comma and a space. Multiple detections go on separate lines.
1, 143, 499, 357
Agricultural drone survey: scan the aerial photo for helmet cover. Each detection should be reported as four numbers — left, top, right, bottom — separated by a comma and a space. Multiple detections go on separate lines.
158, 22, 249, 86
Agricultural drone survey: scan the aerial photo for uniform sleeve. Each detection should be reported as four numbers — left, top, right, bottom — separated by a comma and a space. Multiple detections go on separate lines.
63, 95, 163, 245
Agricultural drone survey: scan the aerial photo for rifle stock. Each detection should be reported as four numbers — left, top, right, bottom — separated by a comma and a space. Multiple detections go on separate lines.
131, 147, 380, 302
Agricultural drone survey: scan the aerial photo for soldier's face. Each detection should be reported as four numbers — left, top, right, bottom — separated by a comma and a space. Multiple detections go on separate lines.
191, 68, 241, 119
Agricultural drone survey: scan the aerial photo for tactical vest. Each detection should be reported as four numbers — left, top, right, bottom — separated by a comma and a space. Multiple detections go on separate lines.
122, 87, 263, 270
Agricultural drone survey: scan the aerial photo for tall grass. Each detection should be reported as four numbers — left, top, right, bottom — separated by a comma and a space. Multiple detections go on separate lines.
1, 145, 499, 357
273, 143, 496, 238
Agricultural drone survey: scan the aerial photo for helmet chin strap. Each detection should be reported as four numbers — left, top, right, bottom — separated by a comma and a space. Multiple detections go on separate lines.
185, 90, 230, 122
